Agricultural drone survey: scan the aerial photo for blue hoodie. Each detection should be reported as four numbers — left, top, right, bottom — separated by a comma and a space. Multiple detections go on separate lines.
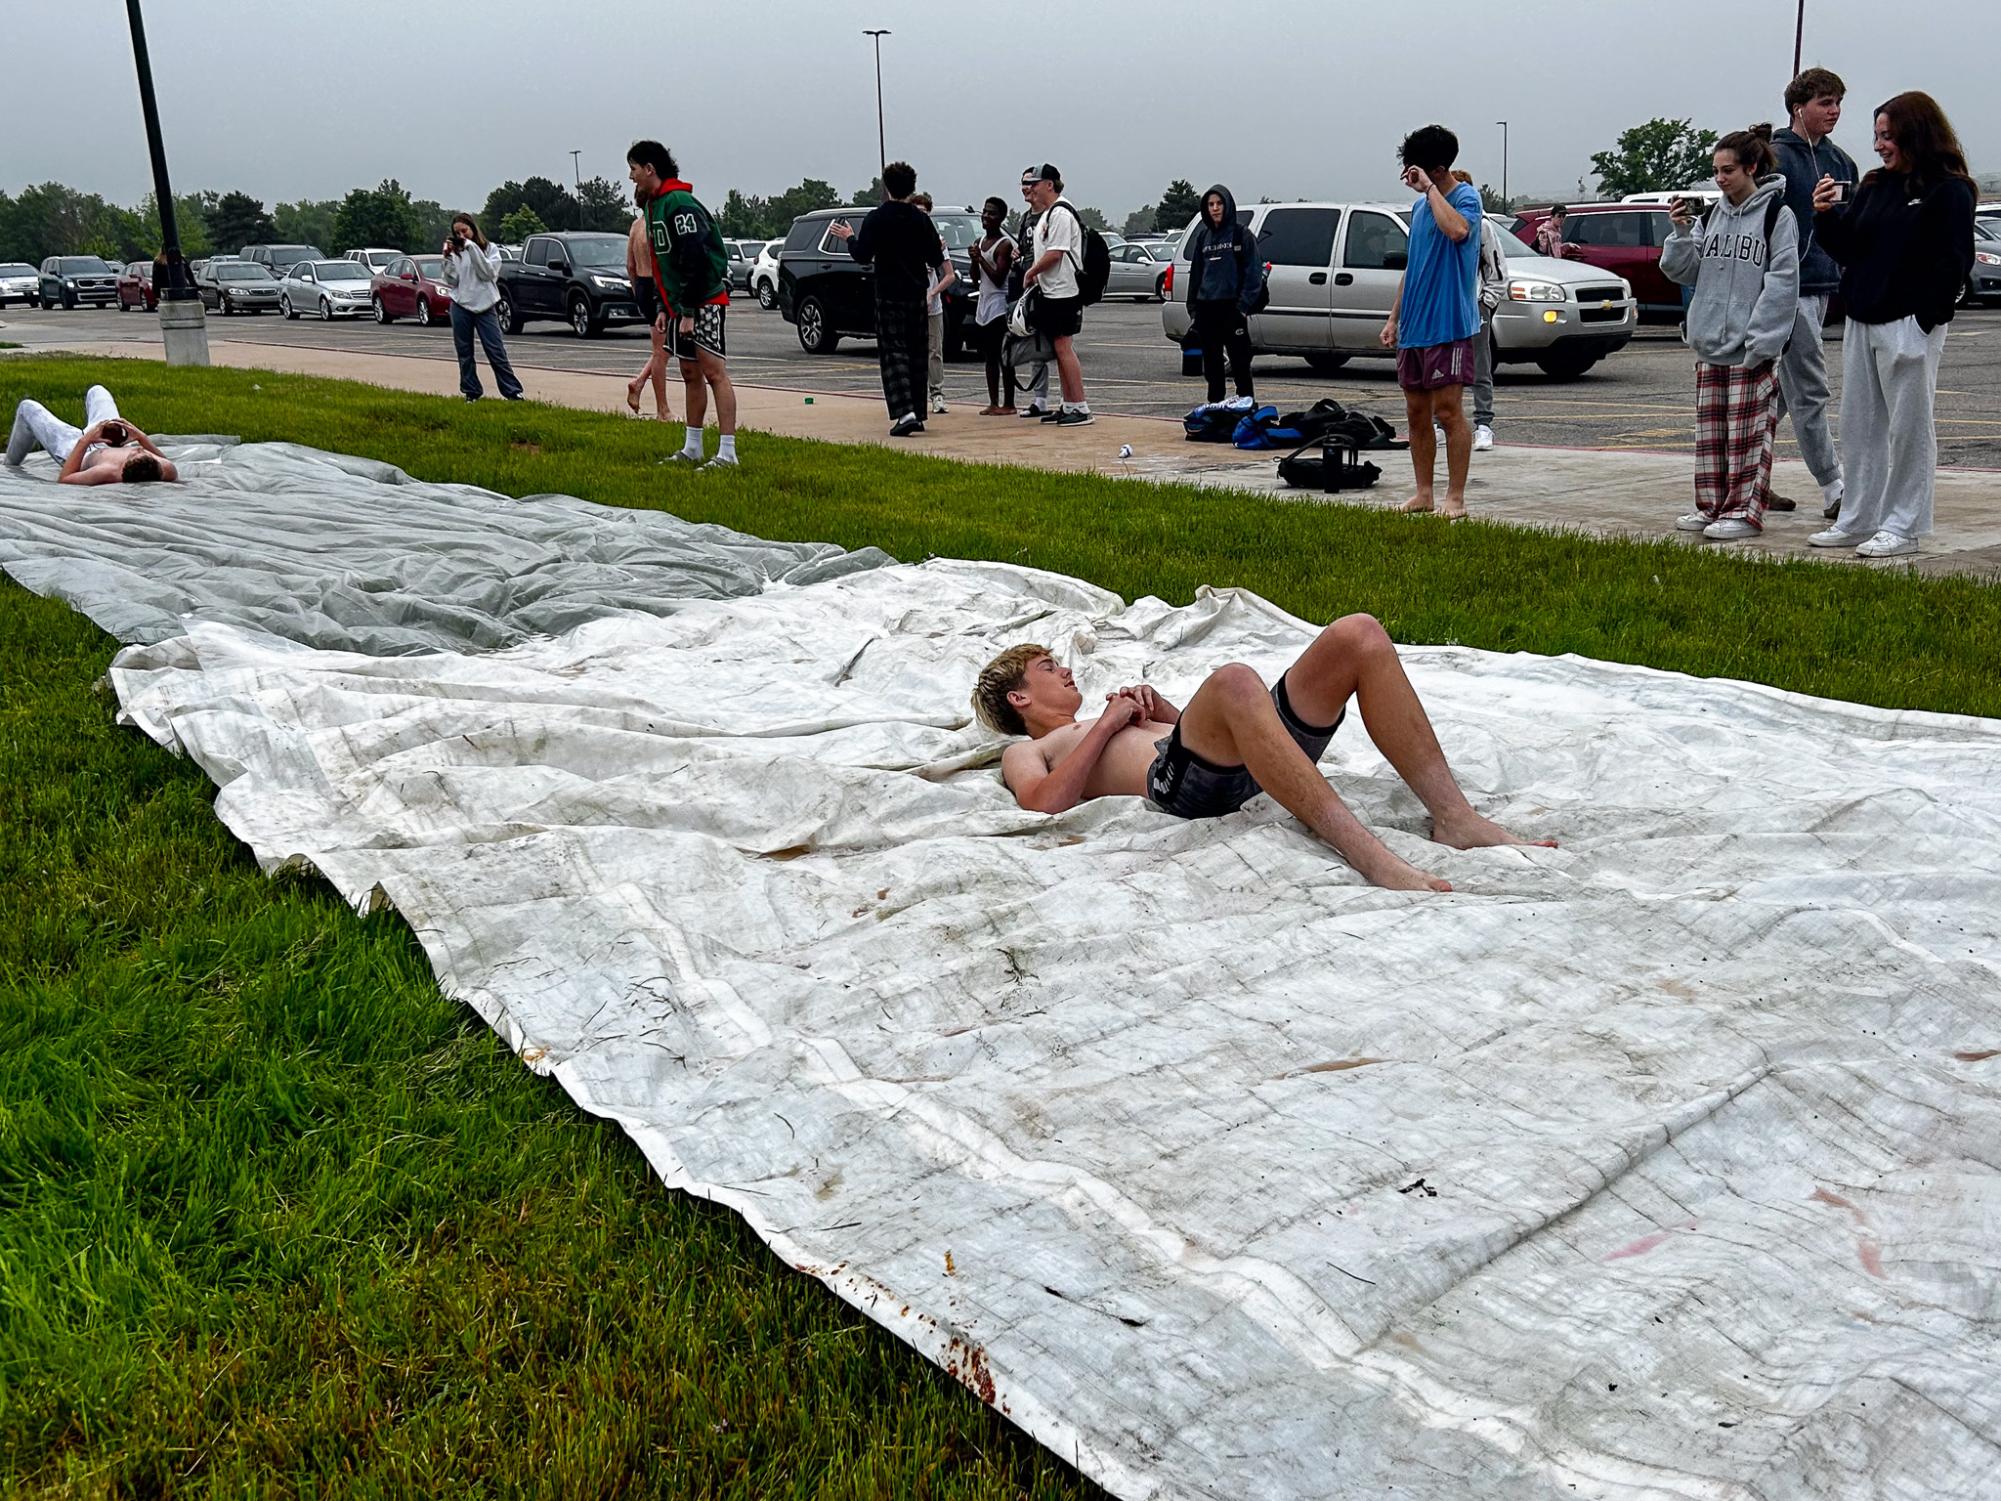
1182, 185, 1265, 316
1772, 127, 1858, 297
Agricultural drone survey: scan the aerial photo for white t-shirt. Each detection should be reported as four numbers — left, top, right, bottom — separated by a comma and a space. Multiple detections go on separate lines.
1033, 202, 1083, 300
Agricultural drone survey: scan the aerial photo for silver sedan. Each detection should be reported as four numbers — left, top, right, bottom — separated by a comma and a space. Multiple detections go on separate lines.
277, 259, 376, 321
1103, 241, 1171, 302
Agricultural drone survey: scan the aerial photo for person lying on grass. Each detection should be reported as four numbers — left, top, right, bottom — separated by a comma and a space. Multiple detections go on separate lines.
972, 613, 1552, 892
5, 384, 178, 486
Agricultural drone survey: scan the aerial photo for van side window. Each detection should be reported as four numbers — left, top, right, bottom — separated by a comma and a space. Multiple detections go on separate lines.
1342, 212, 1409, 271
1257, 207, 1340, 267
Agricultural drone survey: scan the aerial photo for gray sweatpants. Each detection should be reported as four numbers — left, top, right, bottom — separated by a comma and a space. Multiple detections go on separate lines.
926, 310, 946, 406
1772, 294, 1841, 491
1471, 309, 1495, 429
1837, 316, 1947, 540
6, 385, 119, 466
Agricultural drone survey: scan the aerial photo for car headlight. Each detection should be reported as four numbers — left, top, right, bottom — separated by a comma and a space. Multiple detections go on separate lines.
589, 274, 631, 291
1977, 251, 2001, 266
64, 278, 77, 287
1508, 279, 1567, 302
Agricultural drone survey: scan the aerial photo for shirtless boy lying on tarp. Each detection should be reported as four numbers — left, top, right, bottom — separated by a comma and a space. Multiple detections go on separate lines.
6, 385, 179, 486
974, 611, 1551, 892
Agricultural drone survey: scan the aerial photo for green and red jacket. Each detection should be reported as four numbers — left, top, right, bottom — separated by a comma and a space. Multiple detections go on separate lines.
643, 179, 731, 316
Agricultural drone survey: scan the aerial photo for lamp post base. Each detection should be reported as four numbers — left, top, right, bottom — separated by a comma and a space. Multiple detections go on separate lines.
158, 297, 210, 367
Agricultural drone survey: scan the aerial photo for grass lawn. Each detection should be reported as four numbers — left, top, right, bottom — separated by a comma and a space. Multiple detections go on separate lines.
3, 355, 1998, 1497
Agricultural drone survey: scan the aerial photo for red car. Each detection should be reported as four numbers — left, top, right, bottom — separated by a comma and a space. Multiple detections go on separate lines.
370, 254, 453, 326
1510, 204, 1688, 316
116, 261, 158, 312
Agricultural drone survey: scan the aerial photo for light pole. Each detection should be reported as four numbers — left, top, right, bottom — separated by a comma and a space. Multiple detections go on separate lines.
864, 29, 891, 186
570, 150, 582, 191
1496, 120, 1509, 205
123, 0, 207, 365
1792, 0, 1805, 75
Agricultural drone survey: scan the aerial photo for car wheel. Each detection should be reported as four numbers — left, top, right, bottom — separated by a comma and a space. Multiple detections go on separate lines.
569, 294, 596, 338
281, 295, 298, 320
1534, 351, 1600, 380
416, 297, 434, 328
1958, 277, 1976, 310
61, 291, 76, 310
1303, 353, 1350, 375
796, 294, 839, 354
373, 296, 392, 324
319, 297, 334, 322
756, 280, 777, 310
1154, 274, 1168, 301
221, 296, 234, 316
499, 296, 521, 335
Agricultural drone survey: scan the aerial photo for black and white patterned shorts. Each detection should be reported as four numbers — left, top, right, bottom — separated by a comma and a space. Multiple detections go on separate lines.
670, 303, 727, 361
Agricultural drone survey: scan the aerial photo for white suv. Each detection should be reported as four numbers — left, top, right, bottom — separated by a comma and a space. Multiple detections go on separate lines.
749, 239, 783, 308
1163, 202, 1636, 380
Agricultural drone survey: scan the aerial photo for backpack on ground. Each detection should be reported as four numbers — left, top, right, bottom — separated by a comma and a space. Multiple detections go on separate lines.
1276, 438, 1384, 492
1231, 404, 1283, 448
1261, 398, 1355, 447
1183, 400, 1249, 443
1057, 202, 1112, 306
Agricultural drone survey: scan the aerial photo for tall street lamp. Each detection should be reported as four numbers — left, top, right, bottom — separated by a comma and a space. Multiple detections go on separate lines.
123, 0, 207, 365
1496, 120, 1510, 205
1792, 0, 1805, 75
864, 29, 891, 185
570, 150, 582, 191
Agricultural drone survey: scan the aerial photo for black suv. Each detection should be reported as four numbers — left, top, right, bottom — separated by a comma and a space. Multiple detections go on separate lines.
36, 256, 120, 309
497, 231, 644, 338
777, 206, 981, 357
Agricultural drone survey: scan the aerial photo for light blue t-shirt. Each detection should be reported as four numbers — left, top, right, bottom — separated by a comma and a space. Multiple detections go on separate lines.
1397, 181, 1484, 350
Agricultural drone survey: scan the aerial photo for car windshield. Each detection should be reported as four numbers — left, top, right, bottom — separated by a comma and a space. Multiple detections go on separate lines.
0, 263, 34, 275
130, 264, 154, 278
1975, 221, 1999, 243
415, 256, 445, 278
314, 261, 370, 280
566, 237, 627, 268
271, 246, 318, 260
1486, 221, 1541, 258
60, 258, 115, 274
217, 264, 273, 280
932, 213, 981, 250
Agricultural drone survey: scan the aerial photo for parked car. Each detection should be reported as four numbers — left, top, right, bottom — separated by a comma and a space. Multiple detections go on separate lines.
36, 255, 120, 309
197, 259, 282, 315
1621, 188, 1721, 209
496, 231, 643, 337
240, 243, 325, 277
1105, 241, 1170, 301
116, 261, 158, 312
344, 247, 403, 274
1965, 219, 2001, 308
777, 205, 980, 356
750, 239, 784, 308
0, 261, 40, 306
1509, 204, 1683, 315
277, 258, 375, 320
724, 240, 757, 293
371, 254, 453, 325
496, 243, 522, 261
1161, 203, 1635, 380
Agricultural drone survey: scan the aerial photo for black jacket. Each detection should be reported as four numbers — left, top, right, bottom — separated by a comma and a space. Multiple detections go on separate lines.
844, 199, 944, 306
1181, 185, 1265, 314
1815, 173, 1975, 331
1771, 128, 1858, 296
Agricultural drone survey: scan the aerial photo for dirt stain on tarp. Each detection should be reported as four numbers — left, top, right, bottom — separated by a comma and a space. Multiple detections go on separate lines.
1810, 1187, 1886, 1279
1277, 1057, 1388, 1080
943, 1336, 996, 1405
1954, 1049, 1999, 1062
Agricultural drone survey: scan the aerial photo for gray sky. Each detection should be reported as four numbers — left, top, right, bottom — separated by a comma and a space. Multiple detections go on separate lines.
5, 0, 1996, 217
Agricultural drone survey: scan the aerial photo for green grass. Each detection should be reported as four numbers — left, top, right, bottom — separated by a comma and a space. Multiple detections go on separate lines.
3, 355, 1998, 1497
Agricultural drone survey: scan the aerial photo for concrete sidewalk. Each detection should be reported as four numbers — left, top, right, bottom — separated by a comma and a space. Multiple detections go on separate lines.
9, 333, 2000, 581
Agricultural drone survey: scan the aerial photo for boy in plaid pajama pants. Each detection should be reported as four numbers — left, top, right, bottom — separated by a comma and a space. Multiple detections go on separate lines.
1660, 126, 1801, 542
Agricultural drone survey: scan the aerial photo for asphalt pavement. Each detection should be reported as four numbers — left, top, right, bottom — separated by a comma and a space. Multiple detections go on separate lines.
5, 298, 1999, 466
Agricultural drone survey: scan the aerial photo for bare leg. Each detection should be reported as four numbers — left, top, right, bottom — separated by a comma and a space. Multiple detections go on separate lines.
1053, 335, 1085, 405
1282, 614, 1554, 850
1399, 388, 1435, 512
1431, 386, 1471, 518
1177, 662, 1451, 892
698, 348, 737, 436
680, 357, 708, 440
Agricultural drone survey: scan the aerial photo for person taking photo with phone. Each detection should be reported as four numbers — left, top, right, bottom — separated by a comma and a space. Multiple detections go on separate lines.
1660, 125, 1800, 543
1806, 91, 1977, 559
1771, 68, 1858, 519
438, 213, 524, 403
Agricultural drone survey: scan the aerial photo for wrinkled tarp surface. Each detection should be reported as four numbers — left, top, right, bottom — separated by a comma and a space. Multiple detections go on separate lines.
88, 538, 2001, 1501
0, 440, 886, 652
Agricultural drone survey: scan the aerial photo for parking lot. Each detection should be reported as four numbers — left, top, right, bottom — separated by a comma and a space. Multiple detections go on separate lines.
7, 298, 1999, 467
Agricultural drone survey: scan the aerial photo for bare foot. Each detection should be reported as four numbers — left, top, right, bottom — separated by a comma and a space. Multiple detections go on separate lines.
1350, 844, 1454, 893
1399, 494, 1436, 514
1431, 810, 1556, 851
625, 383, 643, 415
1438, 500, 1467, 520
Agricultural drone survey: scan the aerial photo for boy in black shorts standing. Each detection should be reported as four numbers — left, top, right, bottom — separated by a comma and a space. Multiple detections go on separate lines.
628, 139, 739, 470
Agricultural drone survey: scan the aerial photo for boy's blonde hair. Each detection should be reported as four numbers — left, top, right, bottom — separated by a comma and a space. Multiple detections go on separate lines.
971, 644, 1050, 736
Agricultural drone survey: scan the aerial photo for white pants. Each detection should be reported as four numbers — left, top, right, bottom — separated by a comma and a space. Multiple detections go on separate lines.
6, 385, 120, 466
1838, 317, 1946, 540
1773, 295, 1841, 490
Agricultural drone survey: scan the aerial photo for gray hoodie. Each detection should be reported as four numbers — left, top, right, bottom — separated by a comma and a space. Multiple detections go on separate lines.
1660, 174, 1799, 367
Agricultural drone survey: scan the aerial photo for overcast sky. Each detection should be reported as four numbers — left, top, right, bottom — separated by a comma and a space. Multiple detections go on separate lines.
5, 0, 1995, 217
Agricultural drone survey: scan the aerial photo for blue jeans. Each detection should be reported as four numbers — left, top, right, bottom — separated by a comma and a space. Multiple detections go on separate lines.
449, 302, 522, 400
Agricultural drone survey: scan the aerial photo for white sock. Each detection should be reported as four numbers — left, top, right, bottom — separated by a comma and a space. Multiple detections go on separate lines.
1821, 478, 1844, 504
717, 434, 737, 461
681, 428, 704, 459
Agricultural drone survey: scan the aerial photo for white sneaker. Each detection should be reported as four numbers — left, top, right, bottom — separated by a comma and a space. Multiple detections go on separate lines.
1472, 425, 1494, 452
698, 453, 739, 472
1675, 512, 1713, 532
662, 450, 701, 465
930, 397, 948, 415
1702, 518, 1759, 541
1855, 530, 1917, 558
1808, 527, 1863, 548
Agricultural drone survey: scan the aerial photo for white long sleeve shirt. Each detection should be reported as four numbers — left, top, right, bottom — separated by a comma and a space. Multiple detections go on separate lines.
440, 240, 502, 313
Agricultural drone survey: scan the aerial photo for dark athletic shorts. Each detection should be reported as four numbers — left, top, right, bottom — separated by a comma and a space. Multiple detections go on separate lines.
1029, 292, 1083, 339
1145, 674, 1345, 820
670, 302, 727, 361
635, 276, 662, 324
1396, 337, 1476, 392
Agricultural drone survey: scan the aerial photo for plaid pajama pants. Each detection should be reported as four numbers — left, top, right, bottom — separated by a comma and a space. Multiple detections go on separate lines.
874, 299, 928, 421
1693, 359, 1779, 526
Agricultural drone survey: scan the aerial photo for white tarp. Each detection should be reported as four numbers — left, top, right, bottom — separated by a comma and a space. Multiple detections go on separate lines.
98, 555, 2001, 1501
0, 440, 887, 652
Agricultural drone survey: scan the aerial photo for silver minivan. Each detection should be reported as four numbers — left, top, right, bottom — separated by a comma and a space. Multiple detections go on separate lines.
1163, 202, 1637, 380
